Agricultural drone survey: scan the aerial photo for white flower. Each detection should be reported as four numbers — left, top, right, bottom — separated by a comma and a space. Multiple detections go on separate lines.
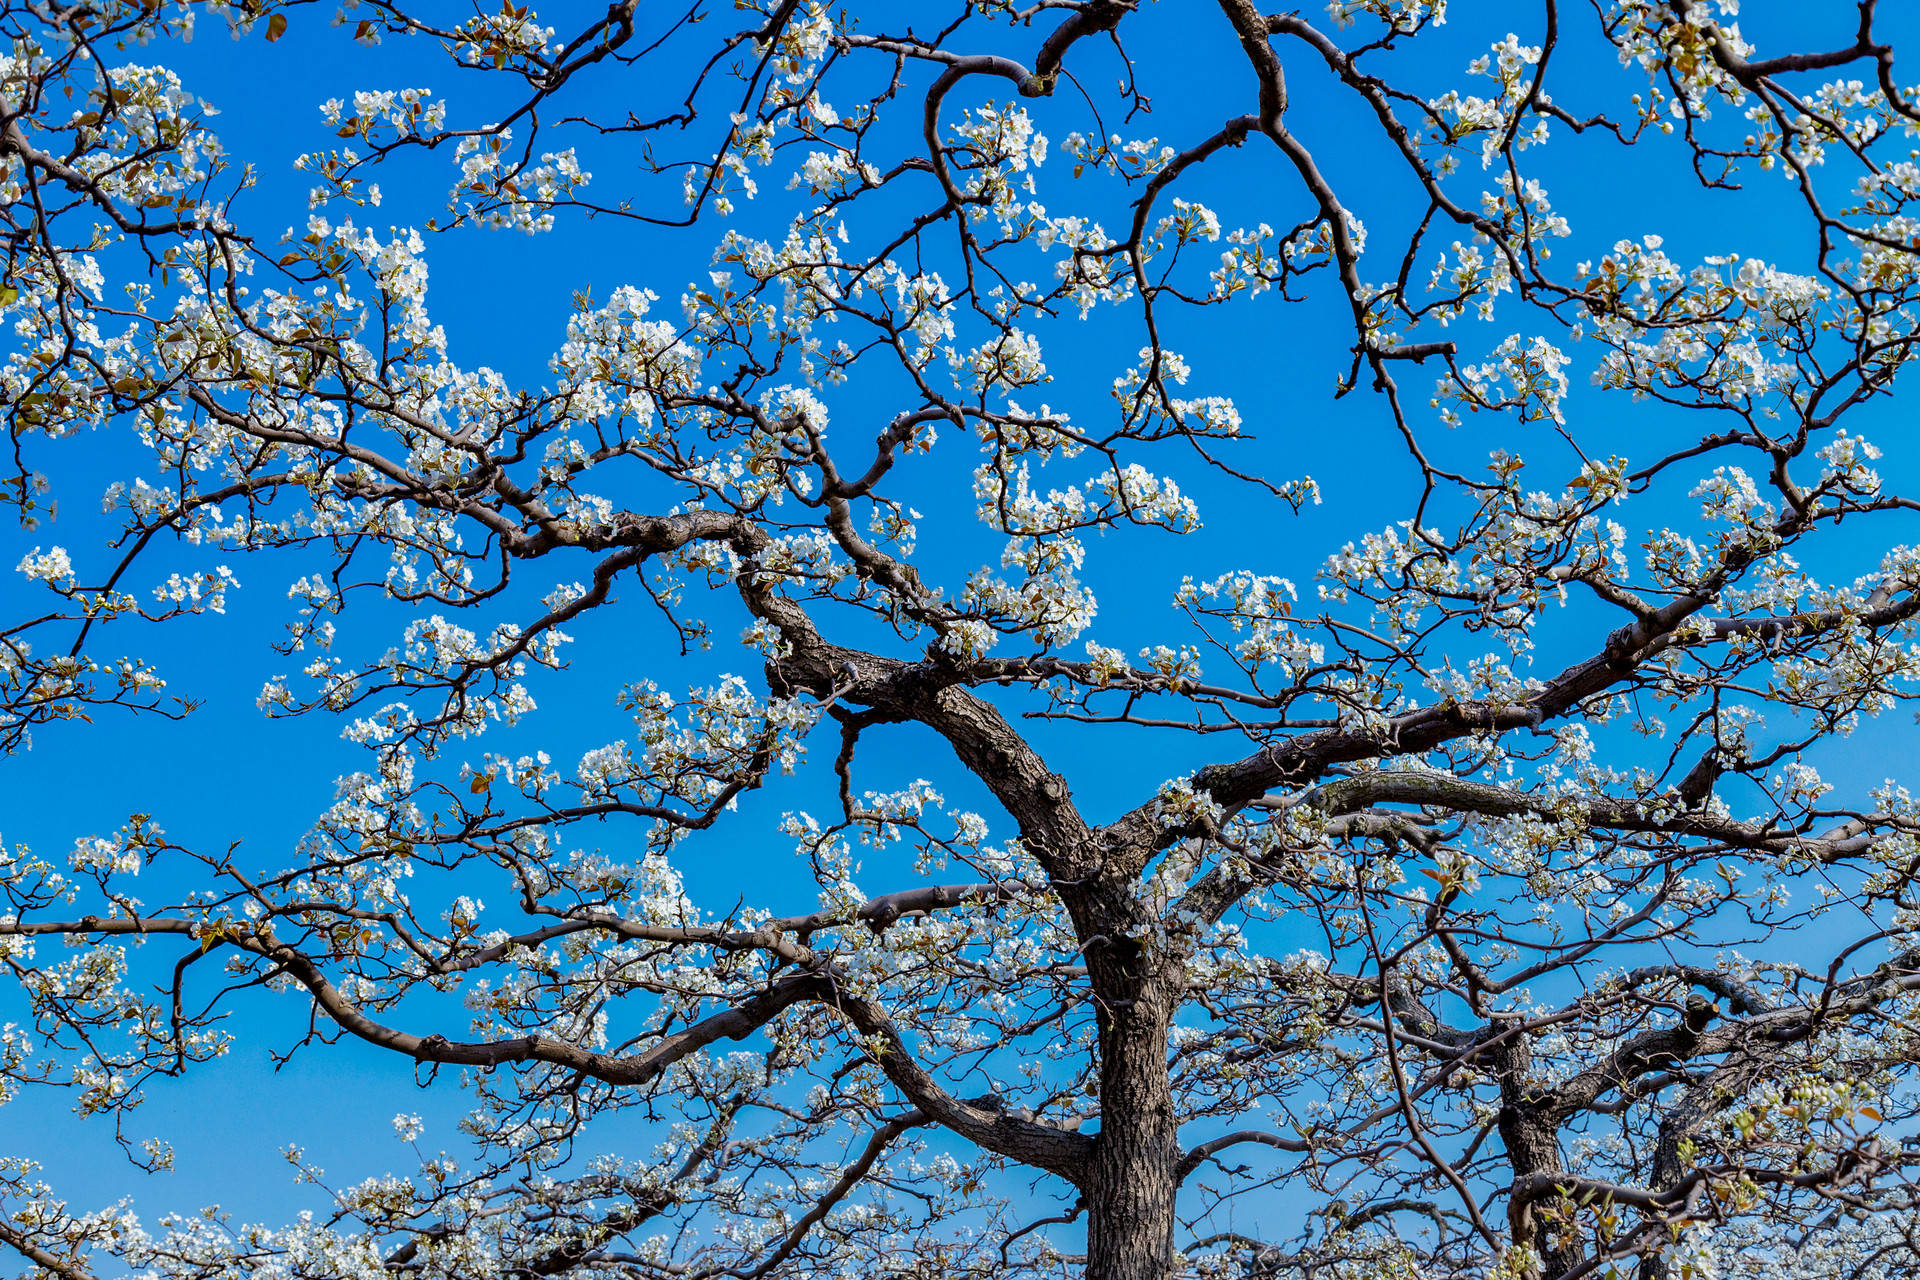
16, 546, 75, 587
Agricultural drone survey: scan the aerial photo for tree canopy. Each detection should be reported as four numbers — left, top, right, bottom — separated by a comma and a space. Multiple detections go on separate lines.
8, 1, 1920, 1278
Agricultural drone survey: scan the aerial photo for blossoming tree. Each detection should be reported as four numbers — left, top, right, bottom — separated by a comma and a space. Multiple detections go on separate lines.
8, 0, 1920, 1277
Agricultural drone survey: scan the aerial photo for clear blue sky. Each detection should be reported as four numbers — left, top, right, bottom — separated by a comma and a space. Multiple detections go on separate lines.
5, 0, 1919, 1245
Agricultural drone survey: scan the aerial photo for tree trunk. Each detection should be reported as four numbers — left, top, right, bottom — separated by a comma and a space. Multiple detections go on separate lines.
1636, 1056, 1765, 1280
1496, 1039, 1582, 1279
1501, 1109, 1581, 1279
1084, 943, 1180, 1280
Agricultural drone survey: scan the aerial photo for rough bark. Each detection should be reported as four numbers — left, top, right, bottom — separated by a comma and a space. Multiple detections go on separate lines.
1496, 1037, 1583, 1280
1085, 951, 1180, 1280
1635, 1048, 1771, 1280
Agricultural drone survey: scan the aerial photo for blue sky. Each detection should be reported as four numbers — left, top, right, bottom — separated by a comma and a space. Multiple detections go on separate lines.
6, 0, 1920, 1246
